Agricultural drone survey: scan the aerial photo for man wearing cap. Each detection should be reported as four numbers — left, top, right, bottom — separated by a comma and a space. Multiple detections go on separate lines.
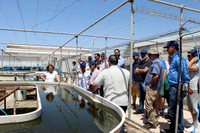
185, 49, 199, 132
132, 52, 141, 109
134, 49, 152, 114
88, 61, 100, 93
78, 62, 90, 90
143, 48, 164, 129
114, 49, 125, 68
163, 41, 190, 133
86, 56, 93, 71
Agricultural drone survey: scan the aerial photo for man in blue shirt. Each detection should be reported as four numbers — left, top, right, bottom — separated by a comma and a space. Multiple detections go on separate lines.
163, 41, 190, 133
132, 52, 141, 109
143, 48, 164, 129
114, 49, 125, 68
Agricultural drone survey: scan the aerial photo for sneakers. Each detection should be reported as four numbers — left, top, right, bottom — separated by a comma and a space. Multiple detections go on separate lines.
185, 126, 199, 133
159, 109, 164, 116
133, 110, 144, 114
131, 103, 136, 109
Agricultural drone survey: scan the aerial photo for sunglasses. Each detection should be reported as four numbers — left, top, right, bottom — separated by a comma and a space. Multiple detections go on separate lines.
187, 55, 191, 58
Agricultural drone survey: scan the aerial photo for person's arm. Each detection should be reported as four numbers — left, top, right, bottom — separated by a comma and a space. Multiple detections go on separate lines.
56, 74, 60, 82
134, 67, 149, 74
188, 64, 198, 72
163, 69, 167, 81
41, 73, 46, 81
92, 83, 99, 93
150, 74, 159, 87
188, 56, 198, 68
92, 72, 104, 93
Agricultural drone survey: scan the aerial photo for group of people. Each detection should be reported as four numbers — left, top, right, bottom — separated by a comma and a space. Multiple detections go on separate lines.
41, 40, 199, 133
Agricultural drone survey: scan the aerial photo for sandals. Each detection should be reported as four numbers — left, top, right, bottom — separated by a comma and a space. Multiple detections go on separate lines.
143, 122, 157, 129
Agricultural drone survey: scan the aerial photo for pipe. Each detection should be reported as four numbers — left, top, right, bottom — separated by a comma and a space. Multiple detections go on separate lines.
0, 107, 7, 116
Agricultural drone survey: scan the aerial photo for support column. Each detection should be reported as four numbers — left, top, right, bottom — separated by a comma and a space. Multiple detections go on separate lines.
175, 4, 183, 133
128, 0, 135, 119
75, 36, 78, 85
60, 47, 62, 83
1, 50, 3, 72
105, 37, 107, 68
13, 91, 16, 115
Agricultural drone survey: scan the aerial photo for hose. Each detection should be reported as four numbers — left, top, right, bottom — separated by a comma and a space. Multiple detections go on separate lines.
185, 29, 200, 133
0, 107, 7, 116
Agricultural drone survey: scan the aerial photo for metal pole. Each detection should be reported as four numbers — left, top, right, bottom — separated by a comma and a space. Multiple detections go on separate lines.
92, 38, 95, 57
9, 54, 10, 72
105, 37, 107, 68
128, 0, 134, 119
148, 0, 200, 13
13, 91, 16, 115
80, 47, 82, 59
60, 47, 62, 83
75, 36, 78, 85
1, 50, 3, 72
175, 5, 183, 133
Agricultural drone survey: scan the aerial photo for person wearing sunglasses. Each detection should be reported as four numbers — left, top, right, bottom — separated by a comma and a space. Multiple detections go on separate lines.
185, 49, 199, 132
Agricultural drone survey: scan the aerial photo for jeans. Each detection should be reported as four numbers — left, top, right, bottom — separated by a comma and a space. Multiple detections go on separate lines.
137, 82, 146, 111
168, 85, 184, 133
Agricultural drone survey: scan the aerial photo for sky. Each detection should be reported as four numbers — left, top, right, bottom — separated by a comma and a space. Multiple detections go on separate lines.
0, 0, 200, 55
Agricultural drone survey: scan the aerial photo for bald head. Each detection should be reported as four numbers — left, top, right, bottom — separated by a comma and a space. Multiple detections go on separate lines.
108, 55, 118, 65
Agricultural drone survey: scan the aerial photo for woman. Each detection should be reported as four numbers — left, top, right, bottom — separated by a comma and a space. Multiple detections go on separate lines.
41, 64, 60, 82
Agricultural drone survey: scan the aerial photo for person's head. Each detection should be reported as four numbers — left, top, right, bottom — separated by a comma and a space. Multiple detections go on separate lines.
140, 49, 148, 60
94, 53, 100, 61
114, 49, 120, 58
46, 64, 55, 73
72, 61, 76, 66
80, 63, 86, 72
132, 52, 139, 62
148, 48, 159, 61
46, 92, 54, 102
88, 56, 92, 62
89, 61, 96, 70
187, 51, 192, 62
108, 55, 118, 67
190, 49, 198, 60
101, 52, 106, 60
163, 41, 179, 56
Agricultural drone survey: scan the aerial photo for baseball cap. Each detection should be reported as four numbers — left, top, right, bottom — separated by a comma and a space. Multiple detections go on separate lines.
163, 41, 179, 48
190, 49, 197, 54
89, 61, 96, 66
88, 56, 92, 60
140, 49, 148, 54
133, 52, 139, 56
80, 63, 86, 67
148, 48, 159, 55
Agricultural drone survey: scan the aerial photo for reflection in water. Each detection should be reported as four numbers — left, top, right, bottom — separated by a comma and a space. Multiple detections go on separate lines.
2, 85, 121, 133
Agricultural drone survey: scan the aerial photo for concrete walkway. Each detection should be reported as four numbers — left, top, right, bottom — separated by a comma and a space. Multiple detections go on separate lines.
125, 98, 200, 133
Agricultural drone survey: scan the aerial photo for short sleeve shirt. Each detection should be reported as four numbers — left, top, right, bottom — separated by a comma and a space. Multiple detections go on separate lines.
44, 71, 58, 82
78, 71, 91, 89
159, 58, 167, 70
89, 68, 100, 85
132, 60, 141, 83
144, 58, 164, 91
118, 56, 125, 68
189, 62, 199, 90
137, 59, 152, 82
94, 65, 130, 106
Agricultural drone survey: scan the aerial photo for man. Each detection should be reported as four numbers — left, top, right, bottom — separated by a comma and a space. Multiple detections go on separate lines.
94, 53, 101, 70
185, 49, 199, 132
86, 56, 92, 71
134, 49, 152, 114
132, 52, 141, 109
114, 49, 125, 68
92, 55, 130, 112
99, 52, 109, 72
163, 41, 190, 133
143, 48, 164, 129
71, 61, 76, 73
88, 61, 100, 93
158, 57, 168, 116
78, 62, 90, 90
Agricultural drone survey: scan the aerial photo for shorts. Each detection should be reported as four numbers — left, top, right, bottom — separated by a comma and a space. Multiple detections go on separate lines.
132, 82, 138, 96
187, 90, 199, 114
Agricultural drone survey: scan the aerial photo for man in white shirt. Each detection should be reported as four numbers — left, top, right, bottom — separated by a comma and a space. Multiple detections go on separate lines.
99, 52, 109, 72
78, 62, 90, 90
92, 55, 130, 112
